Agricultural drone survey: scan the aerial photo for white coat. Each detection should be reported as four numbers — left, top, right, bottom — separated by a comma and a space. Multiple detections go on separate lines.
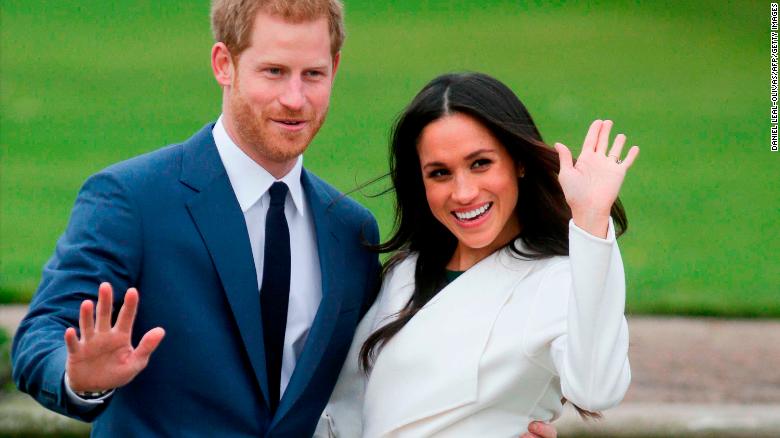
316, 219, 631, 437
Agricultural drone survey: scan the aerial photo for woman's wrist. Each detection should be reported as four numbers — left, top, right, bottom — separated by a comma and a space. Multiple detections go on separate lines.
571, 210, 611, 239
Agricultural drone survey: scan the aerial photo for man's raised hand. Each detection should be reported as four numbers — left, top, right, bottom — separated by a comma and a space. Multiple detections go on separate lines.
64, 282, 165, 393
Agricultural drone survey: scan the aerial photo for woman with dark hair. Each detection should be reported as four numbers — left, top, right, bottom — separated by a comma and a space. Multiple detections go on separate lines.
318, 72, 638, 437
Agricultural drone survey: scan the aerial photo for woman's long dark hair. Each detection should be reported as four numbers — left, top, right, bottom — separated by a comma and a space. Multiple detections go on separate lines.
360, 72, 627, 418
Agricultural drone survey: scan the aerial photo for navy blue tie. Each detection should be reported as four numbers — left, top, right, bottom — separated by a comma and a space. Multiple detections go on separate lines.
260, 181, 290, 414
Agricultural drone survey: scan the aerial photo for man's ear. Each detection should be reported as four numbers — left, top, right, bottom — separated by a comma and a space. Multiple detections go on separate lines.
211, 42, 234, 87
331, 51, 341, 81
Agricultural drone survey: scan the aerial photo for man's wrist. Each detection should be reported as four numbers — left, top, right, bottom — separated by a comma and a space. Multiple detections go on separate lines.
64, 373, 113, 400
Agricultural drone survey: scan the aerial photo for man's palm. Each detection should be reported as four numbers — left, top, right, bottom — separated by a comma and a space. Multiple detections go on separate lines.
65, 283, 165, 393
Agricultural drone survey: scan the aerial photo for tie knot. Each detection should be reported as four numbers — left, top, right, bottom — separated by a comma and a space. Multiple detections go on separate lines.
268, 181, 289, 207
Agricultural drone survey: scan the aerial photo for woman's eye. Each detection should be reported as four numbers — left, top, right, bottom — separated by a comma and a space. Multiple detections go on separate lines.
428, 169, 449, 178
471, 159, 492, 169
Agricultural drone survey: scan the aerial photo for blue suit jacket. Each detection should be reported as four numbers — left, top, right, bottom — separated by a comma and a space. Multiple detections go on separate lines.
12, 124, 381, 437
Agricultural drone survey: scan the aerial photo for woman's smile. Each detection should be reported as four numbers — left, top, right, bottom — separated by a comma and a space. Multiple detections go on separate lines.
451, 201, 493, 226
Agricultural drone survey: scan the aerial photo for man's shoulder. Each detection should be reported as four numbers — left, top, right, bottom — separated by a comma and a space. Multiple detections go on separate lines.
303, 170, 376, 224
95, 123, 215, 184
102, 143, 182, 177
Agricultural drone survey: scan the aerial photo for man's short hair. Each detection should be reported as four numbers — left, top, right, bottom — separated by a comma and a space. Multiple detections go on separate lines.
211, 0, 345, 58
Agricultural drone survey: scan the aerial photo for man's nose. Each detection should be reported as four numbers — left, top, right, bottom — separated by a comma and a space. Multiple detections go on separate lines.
278, 77, 305, 111
451, 173, 479, 204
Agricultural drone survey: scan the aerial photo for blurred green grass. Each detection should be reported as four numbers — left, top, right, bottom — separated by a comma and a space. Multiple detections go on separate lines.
1, 0, 777, 316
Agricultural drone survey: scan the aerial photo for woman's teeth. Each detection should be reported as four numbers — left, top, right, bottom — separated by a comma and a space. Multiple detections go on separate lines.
454, 203, 492, 221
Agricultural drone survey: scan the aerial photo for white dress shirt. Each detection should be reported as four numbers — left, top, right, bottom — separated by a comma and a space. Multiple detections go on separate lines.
66, 116, 322, 406
213, 116, 322, 397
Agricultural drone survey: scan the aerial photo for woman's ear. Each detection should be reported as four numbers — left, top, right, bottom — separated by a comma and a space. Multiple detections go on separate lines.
517, 163, 526, 178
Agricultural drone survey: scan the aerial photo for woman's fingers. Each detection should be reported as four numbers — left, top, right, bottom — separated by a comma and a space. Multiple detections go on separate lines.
596, 119, 613, 154
527, 421, 557, 438
621, 145, 640, 168
608, 133, 626, 162
115, 288, 139, 334
95, 282, 114, 332
79, 299, 94, 341
554, 142, 574, 172
582, 120, 602, 153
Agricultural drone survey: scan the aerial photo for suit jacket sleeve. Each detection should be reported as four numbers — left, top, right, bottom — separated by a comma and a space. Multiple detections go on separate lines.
548, 218, 631, 411
359, 216, 382, 318
11, 170, 142, 421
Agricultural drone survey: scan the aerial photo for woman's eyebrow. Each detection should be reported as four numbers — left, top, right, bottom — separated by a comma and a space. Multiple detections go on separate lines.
422, 161, 446, 171
464, 148, 496, 160
422, 149, 496, 170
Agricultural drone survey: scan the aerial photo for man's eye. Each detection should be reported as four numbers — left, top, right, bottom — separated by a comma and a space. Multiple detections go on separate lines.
266, 68, 282, 75
306, 70, 324, 77
472, 159, 492, 169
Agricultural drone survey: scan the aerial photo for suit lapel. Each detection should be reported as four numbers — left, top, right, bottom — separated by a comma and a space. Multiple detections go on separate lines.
180, 124, 271, 408
273, 169, 345, 424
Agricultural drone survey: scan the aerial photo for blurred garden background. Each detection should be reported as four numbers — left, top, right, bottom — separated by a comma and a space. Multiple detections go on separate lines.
0, 0, 776, 319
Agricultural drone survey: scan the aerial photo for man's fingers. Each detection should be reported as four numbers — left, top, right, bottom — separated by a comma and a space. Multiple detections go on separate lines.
582, 119, 602, 153
621, 145, 640, 168
596, 119, 613, 154
115, 288, 139, 334
95, 282, 114, 332
79, 299, 95, 341
554, 143, 574, 172
64, 327, 80, 355
133, 327, 166, 368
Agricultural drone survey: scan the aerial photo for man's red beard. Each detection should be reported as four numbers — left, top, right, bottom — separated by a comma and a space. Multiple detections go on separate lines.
229, 77, 327, 165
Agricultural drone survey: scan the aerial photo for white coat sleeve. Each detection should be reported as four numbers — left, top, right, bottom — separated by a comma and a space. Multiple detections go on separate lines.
549, 218, 631, 411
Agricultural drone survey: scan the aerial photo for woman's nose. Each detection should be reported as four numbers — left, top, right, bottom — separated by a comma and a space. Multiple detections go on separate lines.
451, 174, 479, 204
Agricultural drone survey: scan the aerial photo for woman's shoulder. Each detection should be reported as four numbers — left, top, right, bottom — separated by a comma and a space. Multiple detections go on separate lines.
370, 252, 418, 318
504, 241, 570, 277
383, 251, 419, 284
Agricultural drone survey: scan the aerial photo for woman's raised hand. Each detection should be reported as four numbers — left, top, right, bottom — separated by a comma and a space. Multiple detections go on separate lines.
553, 120, 639, 238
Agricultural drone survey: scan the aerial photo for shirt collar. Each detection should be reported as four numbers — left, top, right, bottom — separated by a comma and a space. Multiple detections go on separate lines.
212, 115, 305, 216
